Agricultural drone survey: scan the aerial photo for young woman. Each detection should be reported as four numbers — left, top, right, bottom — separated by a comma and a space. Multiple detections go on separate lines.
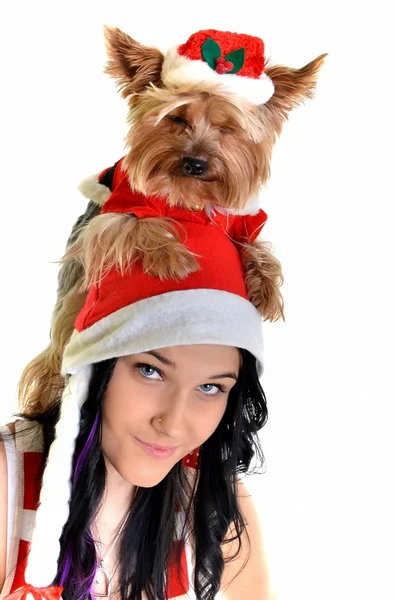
0, 208, 276, 600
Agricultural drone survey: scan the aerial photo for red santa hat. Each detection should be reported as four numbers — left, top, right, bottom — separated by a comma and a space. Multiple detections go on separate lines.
161, 29, 275, 105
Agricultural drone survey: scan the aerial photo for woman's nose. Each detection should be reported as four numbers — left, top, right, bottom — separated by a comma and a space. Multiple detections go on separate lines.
155, 389, 190, 438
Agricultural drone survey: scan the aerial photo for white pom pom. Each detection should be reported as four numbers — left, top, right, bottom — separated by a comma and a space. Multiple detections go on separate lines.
77, 173, 111, 206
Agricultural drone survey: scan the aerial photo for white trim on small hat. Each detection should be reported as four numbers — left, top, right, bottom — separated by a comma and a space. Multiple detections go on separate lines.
161, 46, 275, 106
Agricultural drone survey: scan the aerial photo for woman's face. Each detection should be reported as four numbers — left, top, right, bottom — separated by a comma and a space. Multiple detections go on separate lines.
101, 344, 240, 488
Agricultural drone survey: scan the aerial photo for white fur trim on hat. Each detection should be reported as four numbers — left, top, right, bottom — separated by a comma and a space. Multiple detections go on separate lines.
77, 173, 111, 206
25, 365, 93, 587
161, 46, 275, 105
62, 289, 265, 377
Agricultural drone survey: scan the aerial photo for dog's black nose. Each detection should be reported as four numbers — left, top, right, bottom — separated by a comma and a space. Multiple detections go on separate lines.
182, 157, 208, 176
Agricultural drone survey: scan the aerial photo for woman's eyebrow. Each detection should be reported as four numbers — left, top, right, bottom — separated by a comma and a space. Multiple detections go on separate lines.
144, 350, 176, 368
143, 351, 238, 381
207, 372, 238, 381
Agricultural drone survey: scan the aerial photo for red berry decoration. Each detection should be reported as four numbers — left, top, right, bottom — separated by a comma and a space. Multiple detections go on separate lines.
200, 37, 246, 75
215, 57, 233, 74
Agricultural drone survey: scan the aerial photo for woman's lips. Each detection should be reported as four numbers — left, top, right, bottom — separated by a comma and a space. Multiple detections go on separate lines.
133, 437, 179, 459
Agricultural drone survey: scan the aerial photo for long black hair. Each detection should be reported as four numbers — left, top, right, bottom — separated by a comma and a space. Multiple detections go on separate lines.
25, 348, 268, 600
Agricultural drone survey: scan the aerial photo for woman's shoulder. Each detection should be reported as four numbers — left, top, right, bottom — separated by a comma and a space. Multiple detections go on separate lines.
0, 419, 45, 594
219, 477, 277, 600
0, 423, 15, 593
0, 418, 45, 498
0, 417, 45, 507
0, 418, 44, 450
0, 421, 15, 438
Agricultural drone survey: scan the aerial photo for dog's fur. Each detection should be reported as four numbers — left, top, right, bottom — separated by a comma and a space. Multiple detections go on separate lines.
19, 27, 327, 413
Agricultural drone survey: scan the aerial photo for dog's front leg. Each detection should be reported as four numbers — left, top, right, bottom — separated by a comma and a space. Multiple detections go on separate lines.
134, 217, 200, 280
240, 239, 285, 323
64, 213, 200, 287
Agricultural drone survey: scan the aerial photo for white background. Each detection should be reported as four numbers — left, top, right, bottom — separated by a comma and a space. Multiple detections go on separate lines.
0, 1, 396, 599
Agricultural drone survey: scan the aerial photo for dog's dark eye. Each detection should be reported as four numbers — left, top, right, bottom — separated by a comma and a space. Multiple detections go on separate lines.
220, 127, 233, 134
168, 115, 188, 126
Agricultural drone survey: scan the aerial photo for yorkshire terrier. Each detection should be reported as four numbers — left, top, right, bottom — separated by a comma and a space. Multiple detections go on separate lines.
20, 26, 327, 412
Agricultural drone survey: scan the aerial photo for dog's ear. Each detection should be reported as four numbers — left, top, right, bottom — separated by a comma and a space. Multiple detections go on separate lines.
261, 53, 328, 134
103, 26, 164, 98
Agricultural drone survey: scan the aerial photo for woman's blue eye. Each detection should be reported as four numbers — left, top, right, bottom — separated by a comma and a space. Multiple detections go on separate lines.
136, 364, 162, 379
199, 384, 225, 396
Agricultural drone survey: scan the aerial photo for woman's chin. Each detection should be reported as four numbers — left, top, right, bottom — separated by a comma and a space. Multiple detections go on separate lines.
120, 461, 177, 488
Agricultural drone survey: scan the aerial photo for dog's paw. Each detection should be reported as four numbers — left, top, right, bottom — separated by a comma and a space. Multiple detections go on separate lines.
241, 240, 285, 323
142, 244, 200, 280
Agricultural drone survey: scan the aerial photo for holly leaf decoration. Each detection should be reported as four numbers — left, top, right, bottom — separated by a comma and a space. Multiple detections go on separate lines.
224, 48, 245, 74
202, 38, 222, 70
